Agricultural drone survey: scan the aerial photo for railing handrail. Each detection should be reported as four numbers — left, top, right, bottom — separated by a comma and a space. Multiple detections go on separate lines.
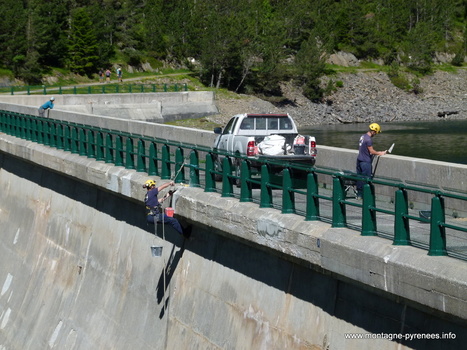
1, 83, 189, 96
1, 110, 465, 261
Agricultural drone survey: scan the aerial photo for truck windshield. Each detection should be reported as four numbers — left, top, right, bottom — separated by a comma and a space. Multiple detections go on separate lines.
223, 117, 237, 134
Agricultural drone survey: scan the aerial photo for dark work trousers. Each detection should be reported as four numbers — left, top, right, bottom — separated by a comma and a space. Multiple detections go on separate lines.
147, 212, 183, 235
356, 160, 372, 196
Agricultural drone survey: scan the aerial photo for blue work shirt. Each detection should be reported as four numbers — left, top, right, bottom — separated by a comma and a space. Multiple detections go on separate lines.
145, 187, 160, 209
40, 101, 54, 110
357, 133, 373, 163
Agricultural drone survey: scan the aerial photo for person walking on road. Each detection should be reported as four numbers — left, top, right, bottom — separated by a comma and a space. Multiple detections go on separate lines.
143, 179, 192, 238
356, 123, 387, 198
116, 67, 123, 82
38, 97, 55, 117
105, 69, 111, 83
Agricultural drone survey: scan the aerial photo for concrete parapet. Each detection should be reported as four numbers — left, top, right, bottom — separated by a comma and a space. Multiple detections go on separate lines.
0, 91, 218, 122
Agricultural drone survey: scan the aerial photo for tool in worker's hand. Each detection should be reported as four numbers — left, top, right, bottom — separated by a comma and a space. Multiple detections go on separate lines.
372, 143, 395, 178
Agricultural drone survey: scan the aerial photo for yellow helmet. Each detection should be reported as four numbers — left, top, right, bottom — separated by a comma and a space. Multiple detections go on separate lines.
369, 123, 381, 134
143, 179, 156, 189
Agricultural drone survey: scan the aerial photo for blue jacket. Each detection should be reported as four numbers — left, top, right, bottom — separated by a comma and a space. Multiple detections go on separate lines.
40, 101, 54, 110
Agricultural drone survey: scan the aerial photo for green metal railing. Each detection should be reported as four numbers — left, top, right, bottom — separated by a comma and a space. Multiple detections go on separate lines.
3, 83, 188, 96
1, 110, 466, 261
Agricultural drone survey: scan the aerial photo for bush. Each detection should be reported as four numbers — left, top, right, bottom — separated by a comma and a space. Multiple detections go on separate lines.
451, 50, 465, 67
389, 75, 411, 91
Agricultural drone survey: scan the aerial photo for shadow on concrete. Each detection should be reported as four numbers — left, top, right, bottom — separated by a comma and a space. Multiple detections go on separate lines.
182, 221, 467, 350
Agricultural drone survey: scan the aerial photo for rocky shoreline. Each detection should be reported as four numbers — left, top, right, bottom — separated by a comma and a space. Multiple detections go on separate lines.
210, 69, 467, 128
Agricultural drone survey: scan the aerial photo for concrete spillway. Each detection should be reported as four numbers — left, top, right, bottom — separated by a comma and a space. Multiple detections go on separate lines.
0, 135, 466, 349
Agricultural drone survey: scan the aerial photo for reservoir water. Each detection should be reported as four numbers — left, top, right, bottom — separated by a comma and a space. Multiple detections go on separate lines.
301, 119, 467, 165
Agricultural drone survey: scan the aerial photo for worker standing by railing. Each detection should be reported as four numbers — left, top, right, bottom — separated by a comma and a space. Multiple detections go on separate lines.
356, 123, 387, 199
38, 97, 55, 117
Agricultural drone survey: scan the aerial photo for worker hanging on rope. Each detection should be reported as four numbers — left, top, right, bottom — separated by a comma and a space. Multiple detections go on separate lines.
356, 123, 387, 199
143, 179, 192, 238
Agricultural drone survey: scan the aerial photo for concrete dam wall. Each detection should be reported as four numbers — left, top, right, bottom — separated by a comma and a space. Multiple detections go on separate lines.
0, 136, 466, 349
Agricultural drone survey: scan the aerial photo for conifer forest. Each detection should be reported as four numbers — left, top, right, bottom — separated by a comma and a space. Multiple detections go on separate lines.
1, 0, 466, 99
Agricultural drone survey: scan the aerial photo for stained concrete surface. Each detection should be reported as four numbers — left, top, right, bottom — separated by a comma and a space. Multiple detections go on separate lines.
0, 139, 466, 349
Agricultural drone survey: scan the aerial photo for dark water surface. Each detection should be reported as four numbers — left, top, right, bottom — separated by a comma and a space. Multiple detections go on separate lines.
300, 119, 467, 165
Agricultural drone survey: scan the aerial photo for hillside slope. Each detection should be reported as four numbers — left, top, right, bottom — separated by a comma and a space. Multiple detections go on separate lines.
210, 70, 467, 128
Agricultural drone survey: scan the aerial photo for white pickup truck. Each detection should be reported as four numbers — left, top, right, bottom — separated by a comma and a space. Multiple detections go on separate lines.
212, 113, 317, 179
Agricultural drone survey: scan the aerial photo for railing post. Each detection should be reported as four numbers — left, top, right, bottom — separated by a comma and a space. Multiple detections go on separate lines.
148, 142, 158, 176
14, 114, 21, 138
105, 134, 114, 163
115, 135, 124, 166
282, 168, 295, 214
25, 117, 32, 141
63, 125, 71, 151
189, 149, 200, 187
49, 122, 57, 148
29, 118, 36, 142
222, 156, 233, 197
42, 121, 50, 145
78, 128, 86, 156
136, 139, 146, 172
305, 172, 320, 221
332, 175, 346, 228
71, 127, 78, 154
394, 187, 410, 245
161, 144, 171, 179
55, 123, 63, 149
125, 137, 135, 169
96, 132, 104, 161
38, 120, 47, 144
428, 194, 448, 256
240, 159, 252, 202
87, 130, 96, 158
361, 182, 377, 236
205, 153, 216, 192
19, 116, 26, 139
175, 147, 185, 183
260, 164, 273, 208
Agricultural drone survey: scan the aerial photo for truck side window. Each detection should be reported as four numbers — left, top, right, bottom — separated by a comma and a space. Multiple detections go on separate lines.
268, 118, 278, 130
240, 118, 253, 130
279, 118, 292, 130
256, 118, 266, 130
223, 117, 237, 134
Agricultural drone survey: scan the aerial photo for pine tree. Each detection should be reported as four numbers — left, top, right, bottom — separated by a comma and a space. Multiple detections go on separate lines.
68, 7, 100, 77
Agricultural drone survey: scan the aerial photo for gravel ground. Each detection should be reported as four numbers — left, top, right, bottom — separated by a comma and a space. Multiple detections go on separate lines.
208, 69, 467, 128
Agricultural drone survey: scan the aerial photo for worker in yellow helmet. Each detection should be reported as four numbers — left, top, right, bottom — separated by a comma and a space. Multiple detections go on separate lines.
356, 123, 387, 198
143, 179, 191, 238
